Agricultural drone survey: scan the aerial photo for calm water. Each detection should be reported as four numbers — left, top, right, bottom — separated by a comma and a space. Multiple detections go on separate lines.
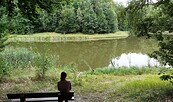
109, 53, 160, 68
11, 37, 158, 70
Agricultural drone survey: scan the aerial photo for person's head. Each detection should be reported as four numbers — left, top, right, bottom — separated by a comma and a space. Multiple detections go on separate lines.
60, 72, 67, 81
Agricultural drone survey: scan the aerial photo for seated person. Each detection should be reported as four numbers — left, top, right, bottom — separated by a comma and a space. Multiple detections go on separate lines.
58, 72, 72, 102
58, 72, 71, 92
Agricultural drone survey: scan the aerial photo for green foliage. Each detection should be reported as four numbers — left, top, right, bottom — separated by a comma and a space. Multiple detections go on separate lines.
56, 0, 118, 34
127, 0, 173, 36
0, 8, 9, 80
1, 47, 56, 69
127, 4, 158, 36
151, 35, 173, 82
0, 0, 71, 34
1, 47, 37, 69
34, 54, 56, 80
127, 0, 173, 84
0, 54, 10, 81
85, 67, 161, 75
0, 7, 34, 34
57, 6, 79, 33
0, 0, 118, 34
120, 75, 173, 102
0, 0, 67, 21
1, 47, 57, 80
38, 10, 58, 32
8, 13, 34, 34
62, 63, 82, 86
151, 36, 173, 67
79, 0, 98, 34
158, 68, 173, 84
160, 74, 172, 81
114, 3, 128, 31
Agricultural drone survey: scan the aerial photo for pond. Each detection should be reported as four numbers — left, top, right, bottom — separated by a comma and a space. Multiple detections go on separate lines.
10, 37, 158, 70
108, 53, 170, 68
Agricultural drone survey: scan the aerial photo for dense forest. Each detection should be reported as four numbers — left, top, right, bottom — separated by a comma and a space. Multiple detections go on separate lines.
0, 0, 120, 34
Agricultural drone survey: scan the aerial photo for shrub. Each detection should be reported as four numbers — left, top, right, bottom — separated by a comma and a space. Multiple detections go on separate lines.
34, 54, 57, 80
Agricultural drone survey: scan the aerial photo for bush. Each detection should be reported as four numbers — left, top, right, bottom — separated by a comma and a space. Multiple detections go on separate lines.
34, 54, 57, 80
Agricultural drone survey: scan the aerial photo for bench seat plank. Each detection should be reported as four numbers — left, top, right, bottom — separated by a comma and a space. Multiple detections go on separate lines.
7, 92, 74, 102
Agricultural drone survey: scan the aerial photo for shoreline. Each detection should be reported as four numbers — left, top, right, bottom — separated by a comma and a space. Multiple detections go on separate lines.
7, 31, 129, 42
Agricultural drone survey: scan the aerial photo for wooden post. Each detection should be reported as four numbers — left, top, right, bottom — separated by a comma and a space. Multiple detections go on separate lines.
20, 95, 25, 102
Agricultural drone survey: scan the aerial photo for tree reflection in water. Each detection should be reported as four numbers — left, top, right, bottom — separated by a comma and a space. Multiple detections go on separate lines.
109, 53, 170, 68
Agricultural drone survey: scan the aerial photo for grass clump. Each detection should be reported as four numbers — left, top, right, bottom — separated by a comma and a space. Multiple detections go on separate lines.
1, 47, 57, 69
1, 47, 37, 69
85, 67, 161, 75
0, 47, 57, 81
114, 75, 173, 102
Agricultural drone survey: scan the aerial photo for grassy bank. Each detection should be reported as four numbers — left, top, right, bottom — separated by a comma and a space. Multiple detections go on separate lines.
7, 31, 129, 42
1, 67, 173, 102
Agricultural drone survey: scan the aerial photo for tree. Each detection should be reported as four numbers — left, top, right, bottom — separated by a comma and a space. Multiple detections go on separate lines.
57, 5, 79, 33
127, 0, 173, 82
114, 3, 128, 31
0, 0, 70, 21
73, 0, 118, 34
80, 0, 98, 34
93, 0, 108, 33
127, 0, 173, 36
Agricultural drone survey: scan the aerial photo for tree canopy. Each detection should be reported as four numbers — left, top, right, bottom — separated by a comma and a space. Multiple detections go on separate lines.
0, 0, 70, 21
126, 0, 173, 81
127, 0, 173, 36
0, 0, 118, 34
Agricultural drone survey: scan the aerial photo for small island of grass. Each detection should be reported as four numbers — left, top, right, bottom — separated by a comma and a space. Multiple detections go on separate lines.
8, 31, 129, 42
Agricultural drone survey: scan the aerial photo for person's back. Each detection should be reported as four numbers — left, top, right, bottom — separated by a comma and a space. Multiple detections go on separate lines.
58, 72, 71, 92
57, 72, 72, 102
58, 80, 71, 92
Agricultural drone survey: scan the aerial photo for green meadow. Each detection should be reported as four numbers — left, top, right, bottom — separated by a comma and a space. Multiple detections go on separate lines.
1, 65, 173, 102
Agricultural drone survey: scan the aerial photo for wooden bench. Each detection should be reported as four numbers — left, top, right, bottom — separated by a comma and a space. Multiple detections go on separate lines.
7, 92, 74, 102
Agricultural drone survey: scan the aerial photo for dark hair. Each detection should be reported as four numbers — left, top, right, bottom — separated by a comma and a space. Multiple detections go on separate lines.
61, 72, 67, 80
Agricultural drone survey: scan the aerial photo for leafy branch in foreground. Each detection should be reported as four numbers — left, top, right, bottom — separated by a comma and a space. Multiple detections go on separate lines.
160, 74, 173, 84
127, 0, 173, 83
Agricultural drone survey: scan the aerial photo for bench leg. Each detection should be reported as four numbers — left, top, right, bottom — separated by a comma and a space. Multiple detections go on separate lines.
58, 100, 68, 102
20, 97, 25, 102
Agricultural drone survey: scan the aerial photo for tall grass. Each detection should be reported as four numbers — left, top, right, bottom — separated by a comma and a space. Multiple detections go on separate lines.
1, 47, 57, 69
1, 47, 37, 69
85, 67, 163, 75
117, 75, 173, 102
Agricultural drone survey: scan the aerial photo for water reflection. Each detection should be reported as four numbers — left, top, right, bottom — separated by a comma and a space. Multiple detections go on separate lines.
11, 37, 158, 70
108, 53, 170, 68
